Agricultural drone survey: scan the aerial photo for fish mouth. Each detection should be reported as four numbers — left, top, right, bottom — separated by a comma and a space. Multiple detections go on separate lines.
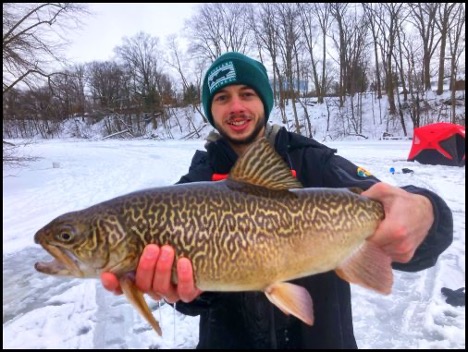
34, 242, 84, 278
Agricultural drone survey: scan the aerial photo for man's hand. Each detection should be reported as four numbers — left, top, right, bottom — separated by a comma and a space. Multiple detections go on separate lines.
362, 182, 434, 263
101, 244, 202, 303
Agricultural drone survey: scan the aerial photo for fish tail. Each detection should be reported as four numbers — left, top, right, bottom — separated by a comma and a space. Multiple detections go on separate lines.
335, 241, 393, 295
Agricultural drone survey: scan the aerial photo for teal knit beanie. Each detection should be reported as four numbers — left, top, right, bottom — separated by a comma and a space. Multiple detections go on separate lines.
202, 52, 274, 127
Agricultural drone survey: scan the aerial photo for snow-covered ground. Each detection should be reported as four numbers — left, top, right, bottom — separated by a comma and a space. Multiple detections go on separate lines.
3, 138, 465, 349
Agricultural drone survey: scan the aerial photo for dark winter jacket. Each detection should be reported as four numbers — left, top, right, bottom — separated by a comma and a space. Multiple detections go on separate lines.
174, 126, 453, 349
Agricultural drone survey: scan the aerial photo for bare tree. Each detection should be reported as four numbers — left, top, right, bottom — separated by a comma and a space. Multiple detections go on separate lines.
447, 4, 465, 124
434, 3, 458, 95
3, 3, 88, 94
346, 15, 370, 136
393, 29, 410, 136
362, 3, 383, 100
114, 32, 164, 104
329, 3, 346, 107
401, 34, 425, 128
3, 140, 40, 167
374, 3, 405, 116
329, 4, 373, 136
407, 3, 441, 91
165, 34, 207, 133
298, 3, 332, 104
275, 4, 302, 133
185, 3, 253, 62
4, 2, 462, 144
70, 64, 87, 117
87, 61, 126, 112
114, 31, 169, 135
250, 4, 287, 124
329, 3, 354, 108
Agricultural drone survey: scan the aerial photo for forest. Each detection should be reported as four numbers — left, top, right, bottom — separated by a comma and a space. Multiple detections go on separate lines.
2, 3, 466, 140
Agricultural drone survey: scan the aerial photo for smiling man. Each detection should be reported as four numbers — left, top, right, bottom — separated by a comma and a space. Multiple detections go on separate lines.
202, 53, 273, 154
102, 52, 453, 349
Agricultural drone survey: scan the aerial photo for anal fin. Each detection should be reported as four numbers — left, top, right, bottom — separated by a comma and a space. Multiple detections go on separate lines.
264, 281, 314, 326
120, 275, 162, 336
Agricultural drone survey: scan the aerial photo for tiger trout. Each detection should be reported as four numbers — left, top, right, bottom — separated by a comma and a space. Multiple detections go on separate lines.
34, 137, 393, 336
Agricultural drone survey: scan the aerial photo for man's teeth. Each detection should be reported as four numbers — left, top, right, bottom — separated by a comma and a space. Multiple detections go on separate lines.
230, 120, 247, 126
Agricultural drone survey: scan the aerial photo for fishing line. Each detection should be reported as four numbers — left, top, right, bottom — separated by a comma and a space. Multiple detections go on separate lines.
173, 302, 177, 347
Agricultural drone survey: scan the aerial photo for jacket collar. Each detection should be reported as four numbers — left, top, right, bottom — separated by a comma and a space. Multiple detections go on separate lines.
204, 125, 334, 174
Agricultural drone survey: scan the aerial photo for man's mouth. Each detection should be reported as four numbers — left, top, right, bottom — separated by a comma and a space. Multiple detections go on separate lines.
228, 119, 249, 126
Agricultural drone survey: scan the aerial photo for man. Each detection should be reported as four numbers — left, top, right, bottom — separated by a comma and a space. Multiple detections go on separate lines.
102, 52, 453, 348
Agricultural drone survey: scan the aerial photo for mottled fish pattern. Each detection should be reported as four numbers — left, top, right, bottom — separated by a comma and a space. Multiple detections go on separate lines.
34, 138, 392, 336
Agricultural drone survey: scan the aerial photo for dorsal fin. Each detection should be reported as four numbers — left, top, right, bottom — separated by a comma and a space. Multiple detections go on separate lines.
348, 187, 364, 195
229, 138, 303, 190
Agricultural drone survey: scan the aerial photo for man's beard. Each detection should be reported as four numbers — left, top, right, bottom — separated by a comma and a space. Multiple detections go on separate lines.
216, 114, 266, 146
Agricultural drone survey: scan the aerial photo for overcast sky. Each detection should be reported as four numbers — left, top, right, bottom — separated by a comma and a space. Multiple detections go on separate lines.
65, 3, 199, 64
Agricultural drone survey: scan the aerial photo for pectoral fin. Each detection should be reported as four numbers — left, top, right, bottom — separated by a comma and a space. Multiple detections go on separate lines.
119, 275, 162, 336
264, 282, 314, 326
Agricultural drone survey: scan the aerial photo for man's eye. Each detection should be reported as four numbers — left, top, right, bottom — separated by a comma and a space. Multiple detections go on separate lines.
214, 95, 227, 102
242, 91, 256, 97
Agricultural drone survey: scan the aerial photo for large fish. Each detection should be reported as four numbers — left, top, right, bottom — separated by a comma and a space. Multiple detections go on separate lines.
34, 137, 393, 336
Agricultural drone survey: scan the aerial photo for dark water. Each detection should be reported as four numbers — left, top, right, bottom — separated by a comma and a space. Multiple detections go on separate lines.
3, 247, 80, 324
3, 246, 175, 348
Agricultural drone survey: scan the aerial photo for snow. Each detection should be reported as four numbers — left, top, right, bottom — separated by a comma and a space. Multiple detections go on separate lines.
2, 93, 465, 348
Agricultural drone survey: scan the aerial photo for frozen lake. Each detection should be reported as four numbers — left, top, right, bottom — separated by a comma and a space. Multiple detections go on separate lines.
3, 138, 465, 348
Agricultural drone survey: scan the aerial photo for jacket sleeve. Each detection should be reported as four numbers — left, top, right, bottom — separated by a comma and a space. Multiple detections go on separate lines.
174, 292, 221, 316
322, 154, 454, 272
176, 150, 213, 184
321, 154, 381, 190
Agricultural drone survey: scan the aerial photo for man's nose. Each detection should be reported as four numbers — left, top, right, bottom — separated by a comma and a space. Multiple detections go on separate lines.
229, 95, 245, 114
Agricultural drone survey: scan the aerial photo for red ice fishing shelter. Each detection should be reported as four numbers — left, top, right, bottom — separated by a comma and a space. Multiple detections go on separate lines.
408, 122, 465, 166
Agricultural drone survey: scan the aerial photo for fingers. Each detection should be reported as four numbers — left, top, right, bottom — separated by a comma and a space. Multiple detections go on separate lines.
130, 244, 202, 304
100, 272, 123, 295
363, 182, 397, 248
135, 244, 160, 292
363, 182, 433, 264
378, 230, 415, 263
152, 245, 179, 303
368, 218, 404, 248
177, 257, 202, 302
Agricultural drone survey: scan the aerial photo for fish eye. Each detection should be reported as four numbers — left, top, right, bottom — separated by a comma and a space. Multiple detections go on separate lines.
58, 232, 73, 241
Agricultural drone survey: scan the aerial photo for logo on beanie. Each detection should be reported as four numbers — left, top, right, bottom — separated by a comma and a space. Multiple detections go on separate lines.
207, 61, 236, 93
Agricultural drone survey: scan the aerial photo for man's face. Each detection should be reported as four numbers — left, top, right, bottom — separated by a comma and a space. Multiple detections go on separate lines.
211, 85, 266, 147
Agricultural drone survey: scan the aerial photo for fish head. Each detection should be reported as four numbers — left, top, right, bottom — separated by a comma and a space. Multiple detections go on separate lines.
34, 211, 110, 278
